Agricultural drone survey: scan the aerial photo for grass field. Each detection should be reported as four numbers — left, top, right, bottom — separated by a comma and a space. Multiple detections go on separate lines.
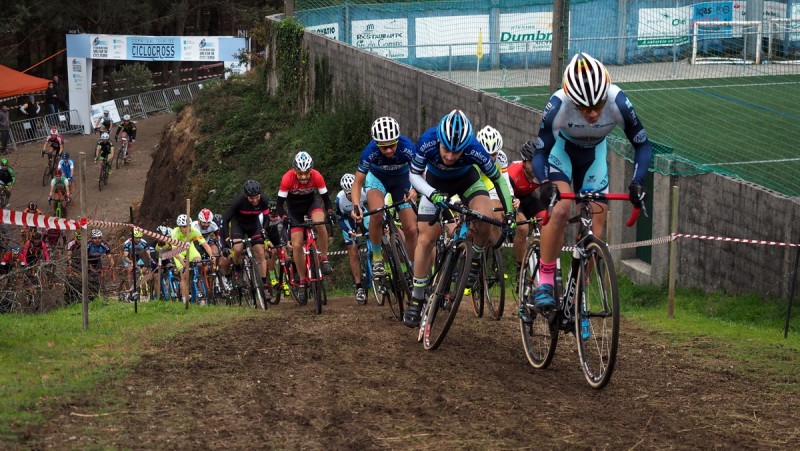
488, 74, 800, 197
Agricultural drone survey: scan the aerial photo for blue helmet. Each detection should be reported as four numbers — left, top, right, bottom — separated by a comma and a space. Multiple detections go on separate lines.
437, 109, 473, 152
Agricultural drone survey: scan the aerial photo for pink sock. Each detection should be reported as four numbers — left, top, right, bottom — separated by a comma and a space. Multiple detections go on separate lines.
539, 262, 556, 286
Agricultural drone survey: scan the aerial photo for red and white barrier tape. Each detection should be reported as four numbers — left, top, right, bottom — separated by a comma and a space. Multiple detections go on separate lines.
671, 233, 799, 248
1, 209, 80, 230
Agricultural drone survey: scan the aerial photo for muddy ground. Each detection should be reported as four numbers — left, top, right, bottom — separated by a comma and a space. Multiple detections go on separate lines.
27, 297, 800, 450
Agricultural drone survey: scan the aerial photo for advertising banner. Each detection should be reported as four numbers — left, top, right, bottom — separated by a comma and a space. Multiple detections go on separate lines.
181, 37, 219, 61
498, 12, 554, 53
90, 35, 127, 60
637, 7, 691, 47
307, 23, 340, 41
351, 19, 408, 58
415, 15, 490, 58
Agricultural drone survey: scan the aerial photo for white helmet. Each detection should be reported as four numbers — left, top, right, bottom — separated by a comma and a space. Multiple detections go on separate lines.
100, 132, 110, 140
293, 151, 313, 172
50, 128, 58, 136
91, 229, 103, 238
562, 52, 610, 108
156, 225, 172, 236
371, 117, 400, 143
123, 114, 131, 121
176, 214, 189, 227
197, 208, 213, 223
476, 125, 503, 156
340, 173, 355, 192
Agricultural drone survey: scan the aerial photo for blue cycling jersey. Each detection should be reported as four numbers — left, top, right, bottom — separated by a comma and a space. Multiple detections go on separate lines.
410, 127, 499, 180
357, 136, 415, 176
533, 85, 653, 186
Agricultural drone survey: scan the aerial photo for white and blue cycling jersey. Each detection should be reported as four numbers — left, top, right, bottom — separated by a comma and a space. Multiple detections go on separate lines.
410, 126, 500, 198
533, 84, 653, 191
123, 238, 151, 267
59, 158, 75, 180
335, 189, 369, 245
357, 135, 415, 177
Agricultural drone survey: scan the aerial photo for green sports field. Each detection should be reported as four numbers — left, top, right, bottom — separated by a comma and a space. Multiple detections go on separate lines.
488, 74, 800, 197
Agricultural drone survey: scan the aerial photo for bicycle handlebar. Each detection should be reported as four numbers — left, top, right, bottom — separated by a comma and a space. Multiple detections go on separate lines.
541, 192, 642, 227
360, 199, 415, 218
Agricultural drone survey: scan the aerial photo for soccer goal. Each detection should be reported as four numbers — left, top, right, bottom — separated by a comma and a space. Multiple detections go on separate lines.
691, 20, 762, 65
766, 18, 800, 64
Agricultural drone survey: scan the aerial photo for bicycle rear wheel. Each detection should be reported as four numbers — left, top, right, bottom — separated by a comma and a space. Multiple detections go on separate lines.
518, 239, 558, 369
469, 253, 484, 318
387, 233, 409, 316
308, 244, 323, 314
575, 239, 619, 390
424, 241, 472, 351
485, 247, 505, 320
269, 264, 284, 305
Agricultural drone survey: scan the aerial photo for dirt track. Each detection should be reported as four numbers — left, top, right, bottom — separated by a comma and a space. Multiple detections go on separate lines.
28, 297, 800, 449
6, 114, 800, 449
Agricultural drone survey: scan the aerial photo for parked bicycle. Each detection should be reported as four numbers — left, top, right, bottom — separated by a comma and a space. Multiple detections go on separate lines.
362, 199, 414, 320
420, 201, 508, 350
518, 191, 642, 389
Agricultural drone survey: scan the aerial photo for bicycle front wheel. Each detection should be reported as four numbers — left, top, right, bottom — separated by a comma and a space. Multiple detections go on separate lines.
424, 241, 472, 351
308, 244, 323, 314
518, 238, 558, 369
484, 247, 505, 320
116, 146, 125, 169
269, 264, 284, 305
575, 239, 619, 390
248, 256, 267, 310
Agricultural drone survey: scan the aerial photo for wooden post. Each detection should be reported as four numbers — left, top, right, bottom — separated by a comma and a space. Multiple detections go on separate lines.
667, 185, 679, 318
131, 206, 137, 313
185, 198, 191, 309
79, 152, 89, 330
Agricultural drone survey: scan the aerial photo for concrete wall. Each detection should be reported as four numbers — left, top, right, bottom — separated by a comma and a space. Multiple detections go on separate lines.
269, 20, 800, 299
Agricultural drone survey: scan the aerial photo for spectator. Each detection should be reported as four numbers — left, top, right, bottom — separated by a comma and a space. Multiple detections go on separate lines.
45, 82, 59, 115
18, 95, 40, 140
0, 105, 10, 154
52, 75, 68, 112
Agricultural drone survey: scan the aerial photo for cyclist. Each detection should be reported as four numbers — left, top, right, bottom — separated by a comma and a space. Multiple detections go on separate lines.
260, 200, 285, 292
528, 52, 652, 315
48, 168, 71, 212
114, 114, 137, 159
94, 132, 115, 180
404, 109, 515, 328
350, 117, 418, 278
220, 180, 272, 299
20, 231, 50, 266
476, 125, 512, 244
94, 110, 112, 134
87, 229, 114, 272
275, 151, 336, 304
153, 225, 177, 291
0, 158, 15, 203
23, 201, 43, 216
172, 214, 217, 306
42, 128, 65, 159
193, 208, 222, 257
58, 152, 75, 182
122, 229, 150, 297
0, 244, 22, 275
336, 173, 370, 304
507, 141, 546, 276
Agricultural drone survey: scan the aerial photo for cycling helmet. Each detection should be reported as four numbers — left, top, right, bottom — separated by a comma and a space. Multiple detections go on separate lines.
340, 173, 355, 192
74, 231, 82, 240
28, 201, 37, 210
11, 244, 20, 254
520, 140, 535, 161
437, 109, 473, 152
50, 128, 58, 136
103, 110, 109, 116
0, 158, 7, 166
198, 208, 213, 223
562, 52, 610, 108
133, 229, 144, 238
370, 117, 400, 143
91, 229, 103, 238
476, 125, 503, 156
243, 179, 261, 196
293, 151, 313, 172
62, 152, 70, 160
123, 114, 131, 121
54, 168, 62, 177
156, 225, 171, 237
213, 214, 223, 226
176, 214, 189, 227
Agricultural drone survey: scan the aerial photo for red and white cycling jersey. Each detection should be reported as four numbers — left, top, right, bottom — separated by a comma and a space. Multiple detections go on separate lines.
47, 135, 64, 148
507, 161, 539, 197
277, 169, 328, 200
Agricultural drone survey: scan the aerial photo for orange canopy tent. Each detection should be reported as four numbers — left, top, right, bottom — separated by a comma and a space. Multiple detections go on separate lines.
0, 64, 50, 98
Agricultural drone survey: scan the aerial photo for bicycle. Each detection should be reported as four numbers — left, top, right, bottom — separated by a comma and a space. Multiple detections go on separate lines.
268, 242, 301, 305
97, 157, 111, 191
230, 236, 268, 310
41, 152, 58, 186
420, 200, 508, 350
188, 259, 212, 305
207, 258, 233, 305
49, 195, 69, 218
158, 264, 182, 301
467, 240, 506, 321
517, 191, 642, 389
289, 216, 331, 315
350, 230, 380, 306
116, 137, 130, 169
362, 199, 414, 321
118, 263, 152, 302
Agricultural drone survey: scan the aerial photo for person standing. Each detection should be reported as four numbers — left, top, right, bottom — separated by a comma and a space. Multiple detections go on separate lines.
52, 75, 68, 112
45, 82, 59, 115
19, 95, 40, 140
0, 105, 10, 154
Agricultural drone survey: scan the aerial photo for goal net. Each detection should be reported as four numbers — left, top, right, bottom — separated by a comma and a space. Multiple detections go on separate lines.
767, 18, 800, 64
691, 21, 762, 65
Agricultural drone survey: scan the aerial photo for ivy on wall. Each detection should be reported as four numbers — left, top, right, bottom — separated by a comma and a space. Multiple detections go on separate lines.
267, 16, 310, 111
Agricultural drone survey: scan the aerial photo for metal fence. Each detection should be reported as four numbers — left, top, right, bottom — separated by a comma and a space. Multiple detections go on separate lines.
8, 80, 209, 147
